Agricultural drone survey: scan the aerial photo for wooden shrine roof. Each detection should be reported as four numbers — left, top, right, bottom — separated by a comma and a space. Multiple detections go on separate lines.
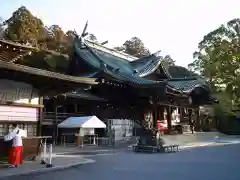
68, 40, 166, 88
68, 37, 218, 105
0, 39, 98, 95
0, 60, 98, 95
0, 39, 37, 62
70, 38, 209, 92
0, 60, 97, 84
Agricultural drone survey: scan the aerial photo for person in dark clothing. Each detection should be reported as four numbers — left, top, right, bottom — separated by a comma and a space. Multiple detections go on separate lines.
190, 120, 195, 134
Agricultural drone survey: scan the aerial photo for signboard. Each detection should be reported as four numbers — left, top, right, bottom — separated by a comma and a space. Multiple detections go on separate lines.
0, 105, 38, 122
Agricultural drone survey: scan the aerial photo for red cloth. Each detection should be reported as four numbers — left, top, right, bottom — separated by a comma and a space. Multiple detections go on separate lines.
8, 146, 23, 166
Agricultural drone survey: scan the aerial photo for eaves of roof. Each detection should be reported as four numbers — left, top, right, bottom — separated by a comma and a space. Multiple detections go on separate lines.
167, 78, 209, 94
0, 60, 98, 85
0, 39, 37, 50
65, 91, 107, 101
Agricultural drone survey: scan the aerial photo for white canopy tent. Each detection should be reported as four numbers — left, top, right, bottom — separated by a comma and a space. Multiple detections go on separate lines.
57, 116, 106, 147
57, 116, 106, 129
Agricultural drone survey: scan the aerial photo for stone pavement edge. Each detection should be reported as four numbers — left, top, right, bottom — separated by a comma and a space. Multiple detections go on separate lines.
0, 156, 95, 179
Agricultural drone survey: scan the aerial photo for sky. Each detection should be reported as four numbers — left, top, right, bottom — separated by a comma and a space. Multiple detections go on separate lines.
1, 0, 240, 67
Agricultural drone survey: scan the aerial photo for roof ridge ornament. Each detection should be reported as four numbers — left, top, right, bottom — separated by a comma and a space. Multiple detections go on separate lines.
152, 50, 162, 57
72, 21, 88, 47
81, 20, 89, 38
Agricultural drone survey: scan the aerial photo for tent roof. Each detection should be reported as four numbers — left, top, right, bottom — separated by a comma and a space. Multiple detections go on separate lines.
57, 116, 106, 128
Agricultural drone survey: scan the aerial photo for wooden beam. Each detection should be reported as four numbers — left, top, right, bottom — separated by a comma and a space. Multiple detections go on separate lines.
166, 106, 172, 130
195, 107, 200, 131
157, 102, 197, 109
188, 109, 192, 125
152, 101, 157, 129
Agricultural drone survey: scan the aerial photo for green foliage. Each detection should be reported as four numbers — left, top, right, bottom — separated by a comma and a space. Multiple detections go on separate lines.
0, 17, 5, 38
44, 25, 70, 54
20, 51, 69, 73
0, 6, 73, 72
115, 37, 151, 58
4, 6, 46, 47
188, 18, 240, 112
160, 55, 176, 74
162, 55, 175, 66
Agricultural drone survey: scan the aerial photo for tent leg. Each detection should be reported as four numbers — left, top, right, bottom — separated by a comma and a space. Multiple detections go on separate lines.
81, 136, 84, 148
93, 136, 96, 145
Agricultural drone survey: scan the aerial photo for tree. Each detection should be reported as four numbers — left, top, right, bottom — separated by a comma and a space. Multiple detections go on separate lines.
65, 30, 75, 43
188, 18, 240, 112
4, 6, 46, 47
117, 37, 151, 58
45, 25, 68, 53
162, 55, 175, 66
0, 17, 5, 38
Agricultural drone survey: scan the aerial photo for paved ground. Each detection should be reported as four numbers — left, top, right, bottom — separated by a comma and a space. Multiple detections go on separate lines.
1, 132, 239, 179
0, 138, 133, 178
162, 131, 236, 145
0, 156, 95, 178
2, 143, 240, 180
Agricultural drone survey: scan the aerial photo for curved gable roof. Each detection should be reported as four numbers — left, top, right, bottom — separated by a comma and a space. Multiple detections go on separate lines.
73, 39, 165, 87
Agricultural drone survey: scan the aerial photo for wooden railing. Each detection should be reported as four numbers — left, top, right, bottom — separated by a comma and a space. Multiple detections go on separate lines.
42, 112, 85, 125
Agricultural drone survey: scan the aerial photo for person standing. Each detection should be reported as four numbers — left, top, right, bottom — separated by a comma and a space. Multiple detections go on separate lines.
190, 120, 195, 134
4, 124, 26, 168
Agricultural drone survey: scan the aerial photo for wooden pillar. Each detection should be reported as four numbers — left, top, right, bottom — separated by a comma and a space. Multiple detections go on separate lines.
156, 106, 160, 120
152, 109, 156, 129
74, 104, 78, 113
180, 107, 184, 122
166, 106, 172, 131
53, 98, 57, 145
195, 107, 200, 131
159, 106, 164, 121
37, 96, 44, 136
188, 109, 192, 125
152, 103, 157, 129
139, 106, 144, 127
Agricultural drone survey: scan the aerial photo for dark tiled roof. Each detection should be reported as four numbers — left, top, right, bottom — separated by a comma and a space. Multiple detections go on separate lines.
133, 54, 163, 77
158, 63, 210, 93
74, 41, 165, 87
104, 67, 164, 86
0, 60, 98, 85
161, 65, 198, 79
167, 80, 201, 92
166, 65, 210, 92
73, 38, 213, 97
